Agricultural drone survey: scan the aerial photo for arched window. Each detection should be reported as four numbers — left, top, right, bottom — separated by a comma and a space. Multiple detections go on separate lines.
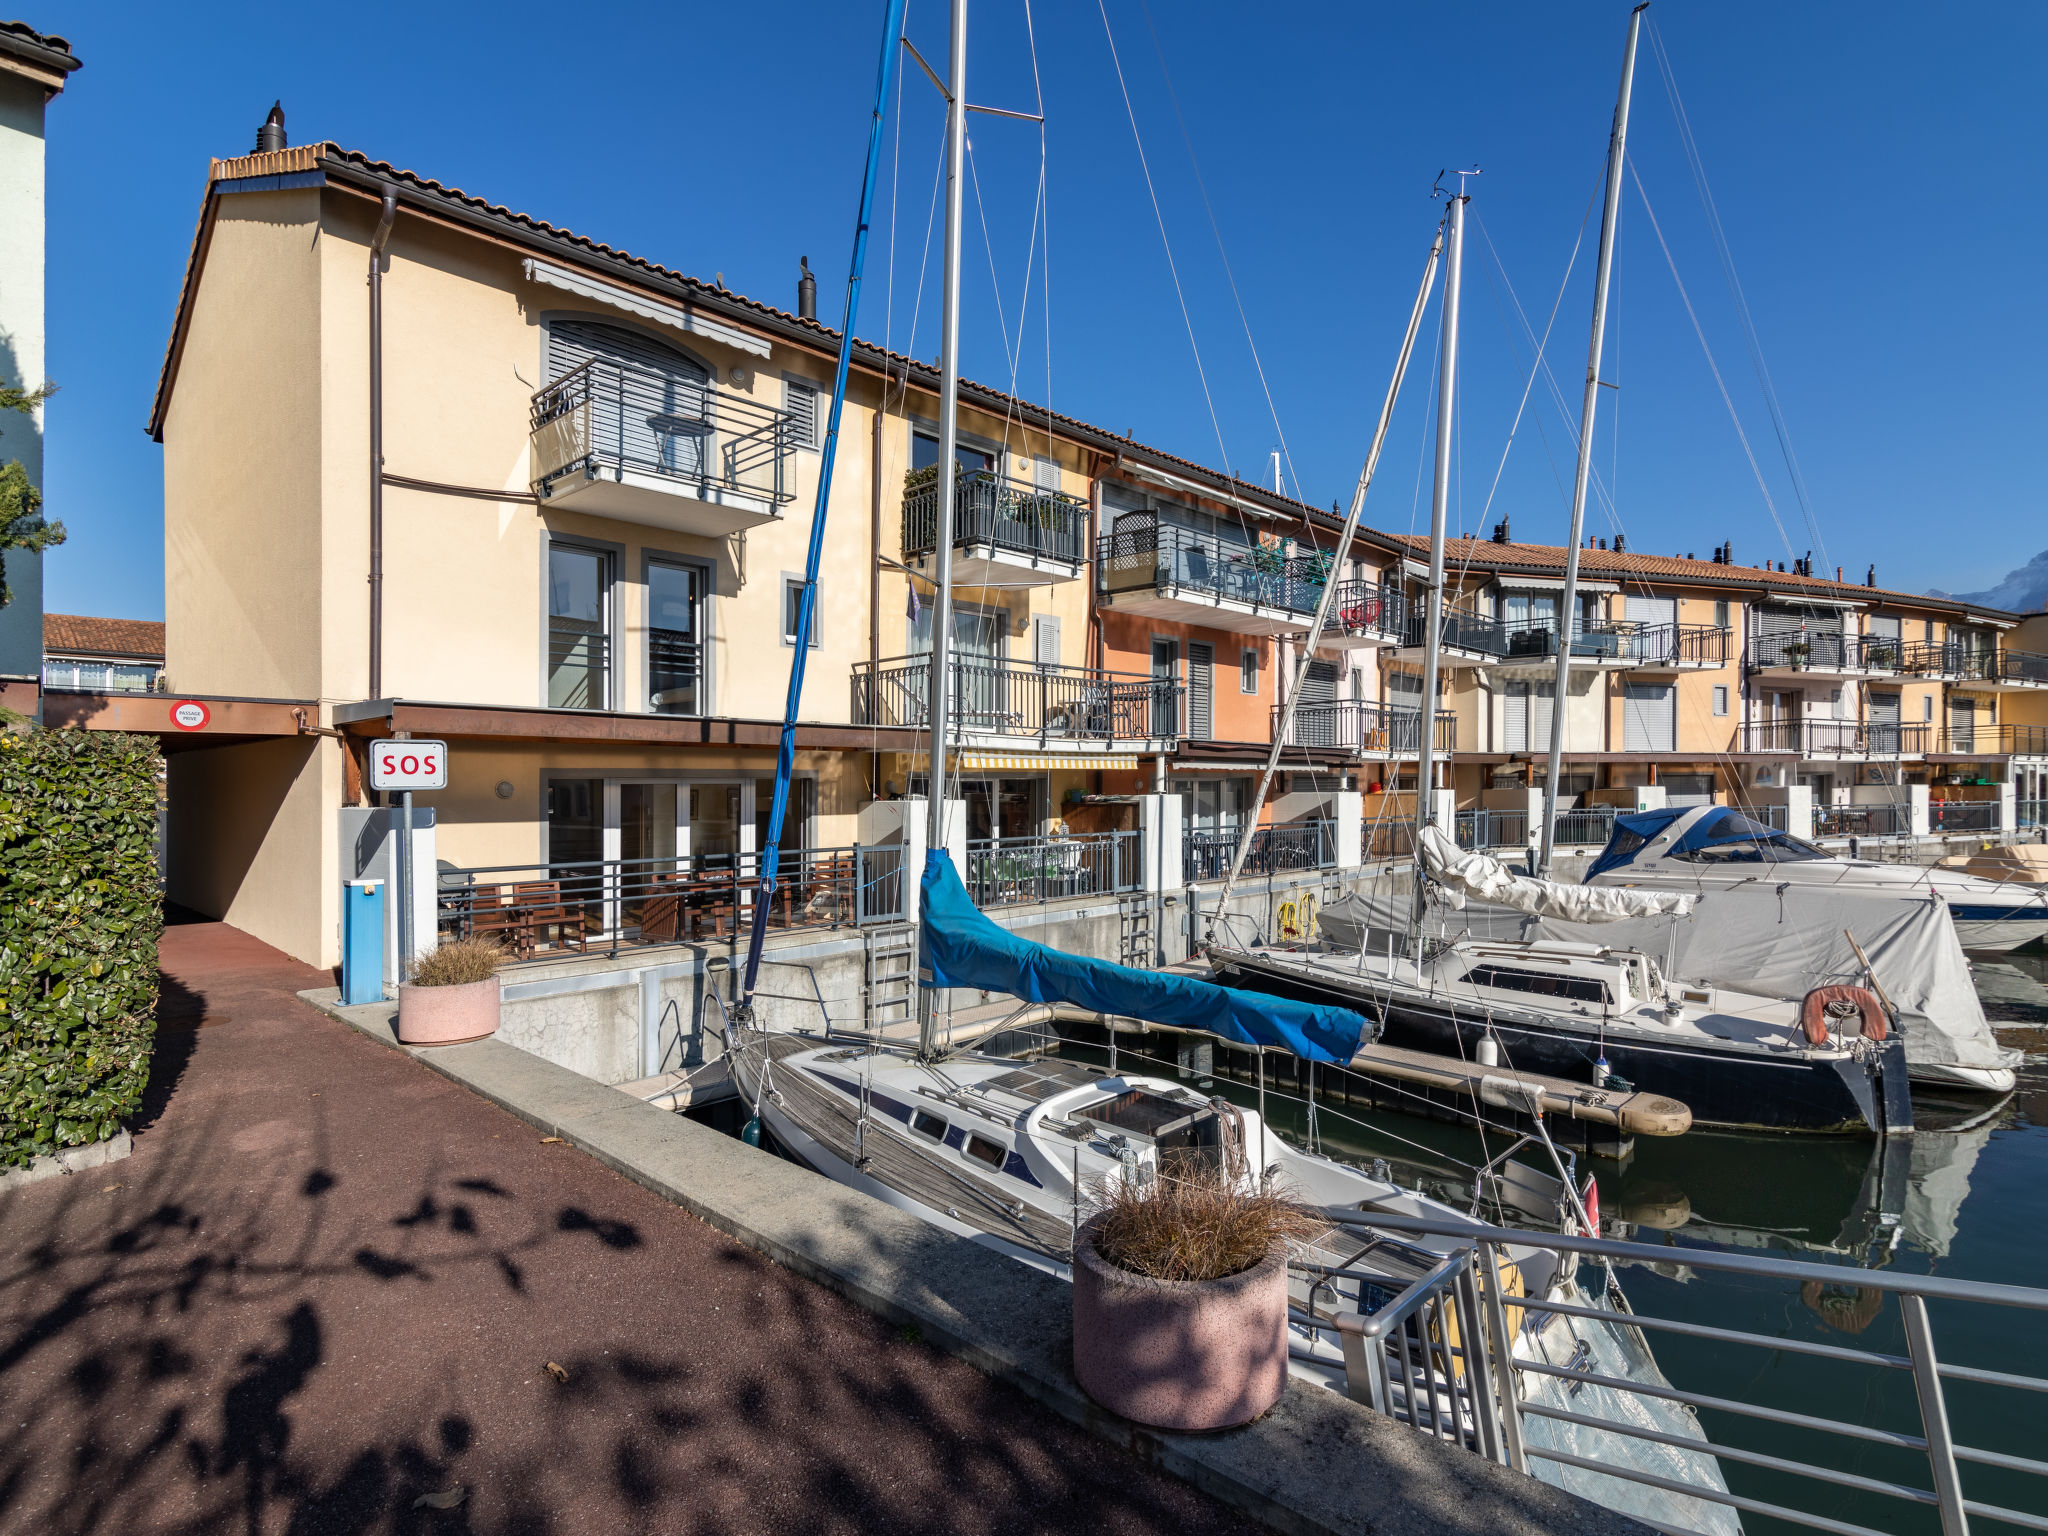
547, 319, 713, 479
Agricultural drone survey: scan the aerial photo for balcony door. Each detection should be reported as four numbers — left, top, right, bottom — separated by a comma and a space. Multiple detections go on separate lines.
1297, 656, 1337, 746
549, 319, 711, 479
647, 560, 704, 715
912, 600, 1004, 729
548, 543, 611, 709
1868, 690, 1901, 754
1150, 639, 1181, 738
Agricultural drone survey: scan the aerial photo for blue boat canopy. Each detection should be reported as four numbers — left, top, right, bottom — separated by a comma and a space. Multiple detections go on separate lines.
918, 851, 1365, 1065
1587, 805, 1819, 879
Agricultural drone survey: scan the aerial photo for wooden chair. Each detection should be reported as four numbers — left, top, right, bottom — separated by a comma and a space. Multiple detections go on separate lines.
464, 884, 532, 958
513, 880, 588, 954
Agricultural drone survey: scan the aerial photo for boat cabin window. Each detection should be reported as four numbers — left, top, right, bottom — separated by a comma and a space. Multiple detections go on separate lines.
1673, 834, 1826, 865
911, 1110, 949, 1141
1463, 963, 1610, 1005
964, 1134, 1006, 1169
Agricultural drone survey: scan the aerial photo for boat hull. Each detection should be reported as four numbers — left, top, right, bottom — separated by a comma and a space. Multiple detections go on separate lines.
1211, 953, 1910, 1136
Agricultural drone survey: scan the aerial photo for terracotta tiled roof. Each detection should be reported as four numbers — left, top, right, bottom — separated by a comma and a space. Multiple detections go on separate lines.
0, 21, 80, 72
44, 614, 165, 660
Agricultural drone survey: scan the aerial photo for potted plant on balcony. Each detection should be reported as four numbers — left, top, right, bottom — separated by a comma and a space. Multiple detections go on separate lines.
397, 937, 505, 1046
1866, 642, 1897, 670
1782, 640, 1812, 670
1072, 1156, 1319, 1432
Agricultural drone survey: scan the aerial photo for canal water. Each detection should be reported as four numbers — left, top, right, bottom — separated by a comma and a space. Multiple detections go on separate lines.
1076, 955, 2048, 1536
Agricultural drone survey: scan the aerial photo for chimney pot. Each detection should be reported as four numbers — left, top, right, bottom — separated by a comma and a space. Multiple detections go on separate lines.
255, 100, 287, 155
797, 256, 817, 322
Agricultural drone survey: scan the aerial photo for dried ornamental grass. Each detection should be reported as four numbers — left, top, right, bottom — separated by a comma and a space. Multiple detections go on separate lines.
407, 937, 505, 988
1091, 1169, 1324, 1284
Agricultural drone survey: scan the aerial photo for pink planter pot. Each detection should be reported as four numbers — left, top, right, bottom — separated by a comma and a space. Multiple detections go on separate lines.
1071, 1214, 1289, 1432
396, 976, 501, 1046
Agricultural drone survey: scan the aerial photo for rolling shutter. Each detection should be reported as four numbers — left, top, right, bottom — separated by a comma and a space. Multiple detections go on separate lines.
1622, 682, 1676, 753
1187, 641, 1214, 740
1625, 595, 1676, 628
547, 319, 712, 477
1503, 680, 1558, 752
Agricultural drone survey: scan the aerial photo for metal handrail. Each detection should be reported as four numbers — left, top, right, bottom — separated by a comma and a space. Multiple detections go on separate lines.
1313, 1208, 2048, 1536
904, 467, 1090, 565
963, 830, 1143, 907
1274, 699, 1457, 755
851, 653, 1180, 742
1097, 523, 1327, 617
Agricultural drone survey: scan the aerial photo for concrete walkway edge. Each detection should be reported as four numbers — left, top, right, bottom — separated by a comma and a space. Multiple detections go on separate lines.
298, 987, 1650, 1536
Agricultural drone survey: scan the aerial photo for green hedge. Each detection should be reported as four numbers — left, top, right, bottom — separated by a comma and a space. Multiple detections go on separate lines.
0, 728, 163, 1168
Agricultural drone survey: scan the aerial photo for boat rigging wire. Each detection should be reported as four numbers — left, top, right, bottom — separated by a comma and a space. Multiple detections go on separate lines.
1647, 18, 1830, 574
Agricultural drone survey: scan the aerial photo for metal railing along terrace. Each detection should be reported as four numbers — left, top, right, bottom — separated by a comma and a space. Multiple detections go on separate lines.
1618, 623, 1732, 668
1183, 820, 1335, 883
1938, 724, 2048, 756
1319, 579, 1409, 644
1815, 801, 1912, 839
1904, 642, 2048, 688
1455, 808, 1531, 850
40, 659, 165, 694
852, 655, 1179, 743
904, 468, 1090, 567
1276, 700, 1457, 756
1750, 630, 1906, 673
435, 845, 906, 962
964, 831, 1142, 908
1097, 523, 1325, 619
1928, 800, 2001, 834
530, 357, 800, 506
1737, 720, 1932, 757
1302, 1209, 2048, 1536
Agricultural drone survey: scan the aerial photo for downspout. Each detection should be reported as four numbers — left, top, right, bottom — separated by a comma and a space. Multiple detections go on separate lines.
367, 189, 398, 701
870, 381, 884, 799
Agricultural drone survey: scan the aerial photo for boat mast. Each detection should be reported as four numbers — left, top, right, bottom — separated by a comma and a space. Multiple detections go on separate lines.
915, 0, 969, 1061
1411, 183, 1466, 922
1538, 3, 1646, 875
1211, 222, 1444, 929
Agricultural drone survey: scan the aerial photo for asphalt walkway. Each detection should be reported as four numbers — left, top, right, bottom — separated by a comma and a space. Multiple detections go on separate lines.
0, 916, 1261, 1536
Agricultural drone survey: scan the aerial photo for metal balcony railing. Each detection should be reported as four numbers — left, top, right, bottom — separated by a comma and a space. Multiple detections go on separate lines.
1928, 799, 2001, 833
39, 659, 166, 694
1182, 820, 1334, 883
1815, 801, 1912, 838
1903, 641, 2048, 687
903, 468, 1090, 566
965, 831, 1143, 907
1401, 600, 1510, 658
1937, 723, 2048, 755
852, 655, 1179, 742
530, 358, 799, 506
547, 627, 609, 710
1497, 617, 1631, 662
1097, 523, 1326, 617
1454, 808, 1529, 849
1750, 629, 1903, 673
647, 629, 702, 716
1619, 623, 1732, 667
1276, 700, 1456, 756
1319, 579, 1409, 643
1737, 720, 1931, 757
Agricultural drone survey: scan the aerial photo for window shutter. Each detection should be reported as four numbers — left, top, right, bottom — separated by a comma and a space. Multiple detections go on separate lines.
1622, 682, 1676, 753
783, 379, 820, 449
1032, 615, 1060, 667
1187, 641, 1214, 740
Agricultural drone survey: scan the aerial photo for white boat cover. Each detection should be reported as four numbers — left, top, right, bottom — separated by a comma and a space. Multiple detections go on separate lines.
1417, 824, 1696, 922
1315, 874, 2016, 1076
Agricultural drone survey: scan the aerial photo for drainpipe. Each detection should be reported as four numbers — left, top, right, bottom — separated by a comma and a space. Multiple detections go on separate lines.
870, 386, 884, 801
368, 189, 397, 700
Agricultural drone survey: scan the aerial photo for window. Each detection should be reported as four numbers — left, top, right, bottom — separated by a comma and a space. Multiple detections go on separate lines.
1463, 964, 1610, 1005
964, 1134, 1006, 1169
1925, 619, 1936, 644
548, 543, 610, 709
911, 1110, 949, 1141
1240, 648, 1258, 694
1712, 685, 1729, 716
783, 378, 820, 449
782, 575, 819, 648
911, 431, 996, 477
1923, 694, 1934, 722
648, 559, 703, 715
1714, 599, 1730, 629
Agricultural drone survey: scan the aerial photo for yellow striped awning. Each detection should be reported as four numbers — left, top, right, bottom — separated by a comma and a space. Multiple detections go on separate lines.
955, 753, 1144, 772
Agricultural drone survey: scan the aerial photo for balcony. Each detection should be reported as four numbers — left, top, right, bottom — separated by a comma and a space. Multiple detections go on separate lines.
1903, 641, 2048, 692
530, 358, 799, 536
904, 469, 1089, 586
1736, 720, 1931, 759
852, 654, 1180, 748
1488, 617, 1641, 674
1934, 723, 2048, 757
1314, 580, 1408, 652
1749, 630, 1901, 679
1393, 601, 1509, 667
41, 659, 164, 695
1097, 522, 1324, 634
1622, 624, 1733, 671
1274, 699, 1456, 757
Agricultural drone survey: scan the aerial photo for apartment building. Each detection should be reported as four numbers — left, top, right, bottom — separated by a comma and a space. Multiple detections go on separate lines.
147, 128, 1368, 967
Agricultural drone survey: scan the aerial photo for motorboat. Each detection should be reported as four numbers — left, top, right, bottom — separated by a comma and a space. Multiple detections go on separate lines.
728, 1025, 1736, 1535
1208, 935, 1913, 1137
1586, 805, 2048, 956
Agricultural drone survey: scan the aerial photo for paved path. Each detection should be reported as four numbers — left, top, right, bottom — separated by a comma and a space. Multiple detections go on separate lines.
0, 919, 1261, 1536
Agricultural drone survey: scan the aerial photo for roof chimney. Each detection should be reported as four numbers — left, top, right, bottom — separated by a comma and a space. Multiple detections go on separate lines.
255, 100, 287, 154
1491, 517, 1509, 544
1613, 532, 1626, 553
797, 256, 816, 322
1866, 564, 1876, 587
1836, 565, 1843, 582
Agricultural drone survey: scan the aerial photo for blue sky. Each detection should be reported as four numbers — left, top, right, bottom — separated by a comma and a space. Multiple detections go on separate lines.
31, 0, 2048, 621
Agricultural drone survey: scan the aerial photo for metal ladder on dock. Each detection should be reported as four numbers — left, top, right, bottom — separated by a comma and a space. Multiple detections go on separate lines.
1117, 895, 1154, 970
862, 923, 916, 1034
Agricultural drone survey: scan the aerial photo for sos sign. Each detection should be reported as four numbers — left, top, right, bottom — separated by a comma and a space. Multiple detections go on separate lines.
368, 739, 448, 792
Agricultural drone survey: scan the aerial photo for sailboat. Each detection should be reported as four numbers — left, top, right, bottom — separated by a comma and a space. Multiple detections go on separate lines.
725, 5, 1733, 1530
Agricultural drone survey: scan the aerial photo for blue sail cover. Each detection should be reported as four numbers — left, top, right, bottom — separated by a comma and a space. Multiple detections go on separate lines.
918, 851, 1365, 1065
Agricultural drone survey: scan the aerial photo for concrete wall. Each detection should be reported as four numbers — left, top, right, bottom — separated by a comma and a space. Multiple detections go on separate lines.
0, 71, 46, 689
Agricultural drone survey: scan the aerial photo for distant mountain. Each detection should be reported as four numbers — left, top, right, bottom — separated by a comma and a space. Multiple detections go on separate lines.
1928, 547, 2048, 612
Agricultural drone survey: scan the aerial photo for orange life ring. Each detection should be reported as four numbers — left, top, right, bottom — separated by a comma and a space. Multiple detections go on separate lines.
1798, 984, 1887, 1045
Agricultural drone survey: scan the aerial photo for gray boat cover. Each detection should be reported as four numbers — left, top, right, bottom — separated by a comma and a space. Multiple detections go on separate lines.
1319, 879, 2016, 1076
1417, 824, 1695, 922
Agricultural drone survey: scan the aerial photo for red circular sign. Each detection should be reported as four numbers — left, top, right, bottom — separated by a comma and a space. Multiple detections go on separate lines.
170, 700, 210, 731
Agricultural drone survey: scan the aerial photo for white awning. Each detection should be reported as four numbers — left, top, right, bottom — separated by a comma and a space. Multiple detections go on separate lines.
521, 258, 772, 360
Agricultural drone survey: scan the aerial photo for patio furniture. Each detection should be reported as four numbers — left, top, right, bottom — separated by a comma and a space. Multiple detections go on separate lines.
513, 880, 588, 955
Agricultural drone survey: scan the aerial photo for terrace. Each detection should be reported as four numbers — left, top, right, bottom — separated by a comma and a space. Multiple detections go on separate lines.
1097, 521, 1326, 634
903, 468, 1091, 586
852, 654, 1180, 748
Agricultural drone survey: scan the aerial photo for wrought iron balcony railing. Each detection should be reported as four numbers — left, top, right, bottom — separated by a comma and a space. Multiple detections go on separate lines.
1902, 641, 2048, 686
530, 358, 800, 505
1737, 719, 1931, 756
1937, 723, 2048, 755
852, 654, 1180, 742
903, 468, 1090, 566
1275, 699, 1456, 755
1097, 523, 1325, 618
1618, 623, 1732, 667
1749, 630, 1904, 673
1319, 580, 1409, 643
